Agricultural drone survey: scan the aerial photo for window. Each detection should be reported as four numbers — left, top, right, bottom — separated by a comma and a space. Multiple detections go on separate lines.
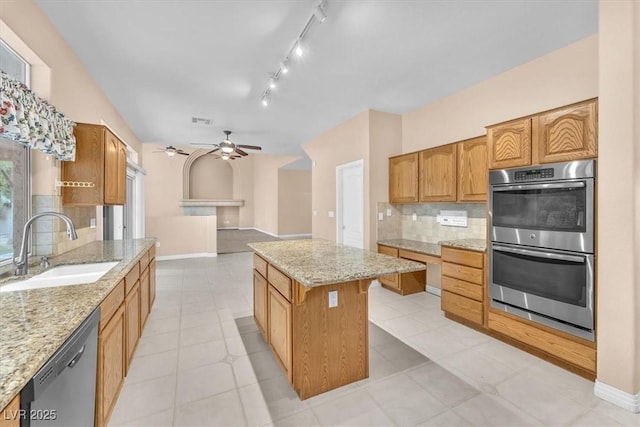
0, 39, 30, 265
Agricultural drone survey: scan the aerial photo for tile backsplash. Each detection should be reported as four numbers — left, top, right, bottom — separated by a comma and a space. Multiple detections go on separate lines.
377, 202, 486, 243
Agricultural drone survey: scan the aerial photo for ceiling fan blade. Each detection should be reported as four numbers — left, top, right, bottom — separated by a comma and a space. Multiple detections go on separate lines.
178, 152, 190, 156
235, 148, 248, 156
237, 144, 262, 150
190, 142, 217, 146
206, 148, 220, 155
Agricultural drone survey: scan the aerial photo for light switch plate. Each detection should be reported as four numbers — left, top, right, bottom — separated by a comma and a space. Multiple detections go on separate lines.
328, 211, 335, 218
90, 218, 96, 228
378, 212, 384, 220
412, 213, 417, 221
328, 290, 338, 308
386, 208, 392, 217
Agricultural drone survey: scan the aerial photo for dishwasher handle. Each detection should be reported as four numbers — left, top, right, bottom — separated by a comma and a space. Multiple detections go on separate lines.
66, 344, 86, 369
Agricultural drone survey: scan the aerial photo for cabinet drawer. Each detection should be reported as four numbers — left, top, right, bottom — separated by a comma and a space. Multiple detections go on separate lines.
442, 276, 483, 301
399, 249, 441, 265
100, 280, 125, 331
139, 251, 150, 271
254, 254, 268, 278
124, 262, 140, 294
488, 311, 596, 372
442, 291, 483, 325
267, 264, 292, 301
378, 245, 398, 257
441, 247, 484, 268
442, 261, 483, 285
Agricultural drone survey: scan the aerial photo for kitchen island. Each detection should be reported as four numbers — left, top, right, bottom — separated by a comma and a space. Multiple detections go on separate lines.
248, 239, 426, 399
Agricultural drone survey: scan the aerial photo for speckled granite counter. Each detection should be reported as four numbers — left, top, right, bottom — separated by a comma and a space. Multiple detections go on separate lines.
248, 239, 425, 287
378, 238, 486, 255
377, 239, 442, 257
0, 239, 155, 411
438, 238, 486, 252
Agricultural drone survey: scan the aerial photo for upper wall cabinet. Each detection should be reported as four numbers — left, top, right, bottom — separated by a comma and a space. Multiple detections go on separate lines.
62, 123, 127, 206
457, 136, 487, 202
487, 98, 597, 169
419, 144, 457, 202
389, 153, 419, 203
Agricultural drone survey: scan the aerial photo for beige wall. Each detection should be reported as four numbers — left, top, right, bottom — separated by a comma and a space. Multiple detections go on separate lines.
190, 156, 233, 199
303, 110, 370, 246
403, 35, 598, 152
146, 216, 217, 257
216, 207, 239, 229
278, 169, 312, 236
597, 0, 640, 398
231, 156, 255, 228
252, 154, 300, 235
143, 144, 186, 218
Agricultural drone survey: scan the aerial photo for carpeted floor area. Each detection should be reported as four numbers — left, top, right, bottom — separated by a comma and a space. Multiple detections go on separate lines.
217, 229, 281, 254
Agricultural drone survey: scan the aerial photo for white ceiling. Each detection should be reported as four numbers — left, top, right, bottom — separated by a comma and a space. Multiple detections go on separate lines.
35, 0, 598, 164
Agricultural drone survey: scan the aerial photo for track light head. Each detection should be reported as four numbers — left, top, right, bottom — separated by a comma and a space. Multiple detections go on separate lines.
280, 60, 289, 74
295, 39, 303, 57
269, 77, 277, 89
261, 93, 270, 107
313, 3, 327, 23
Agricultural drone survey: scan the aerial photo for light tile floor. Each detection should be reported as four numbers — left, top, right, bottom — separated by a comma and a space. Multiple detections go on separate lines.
109, 253, 640, 427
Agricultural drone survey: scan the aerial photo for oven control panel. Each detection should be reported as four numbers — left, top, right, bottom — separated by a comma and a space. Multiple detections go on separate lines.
514, 168, 554, 181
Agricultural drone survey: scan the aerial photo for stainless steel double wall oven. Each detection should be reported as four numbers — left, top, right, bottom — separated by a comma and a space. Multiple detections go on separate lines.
489, 159, 595, 341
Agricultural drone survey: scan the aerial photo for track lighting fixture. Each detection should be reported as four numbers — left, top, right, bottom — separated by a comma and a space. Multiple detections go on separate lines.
259, 1, 328, 106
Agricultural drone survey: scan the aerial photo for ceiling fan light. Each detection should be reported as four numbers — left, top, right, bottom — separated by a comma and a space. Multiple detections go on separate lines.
221, 153, 231, 160
221, 146, 234, 153
166, 151, 176, 157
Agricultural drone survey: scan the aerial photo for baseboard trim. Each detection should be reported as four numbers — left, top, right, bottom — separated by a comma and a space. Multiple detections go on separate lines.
594, 380, 640, 413
157, 252, 217, 261
278, 233, 312, 239
426, 285, 441, 297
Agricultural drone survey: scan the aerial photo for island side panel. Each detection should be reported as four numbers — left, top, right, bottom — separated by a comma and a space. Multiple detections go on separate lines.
292, 280, 370, 400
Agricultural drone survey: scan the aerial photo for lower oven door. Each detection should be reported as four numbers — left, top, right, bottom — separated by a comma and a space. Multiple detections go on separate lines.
489, 243, 594, 340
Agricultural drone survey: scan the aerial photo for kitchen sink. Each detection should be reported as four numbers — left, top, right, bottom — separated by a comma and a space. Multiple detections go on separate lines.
0, 261, 119, 293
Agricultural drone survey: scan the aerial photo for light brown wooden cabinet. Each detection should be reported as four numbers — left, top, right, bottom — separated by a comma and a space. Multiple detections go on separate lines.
457, 136, 488, 202
441, 247, 485, 326
61, 123, 127, 206
0, 394, 20, 427
253, 270, 268, 340
124, 280, 140, 373
139, 266, 150, 330
96, 303, 126, 427
377, 244, 431, 295
268, 284, 293, 383
389, 153, 419, 203
487, 99, 597, 169
419, 144, 457, 202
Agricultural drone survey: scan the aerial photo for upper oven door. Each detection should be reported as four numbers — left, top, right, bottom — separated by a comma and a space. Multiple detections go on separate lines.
489, 178, 594, 253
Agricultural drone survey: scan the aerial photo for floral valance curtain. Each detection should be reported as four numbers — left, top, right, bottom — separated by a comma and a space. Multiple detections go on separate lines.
0, 70, 76, 161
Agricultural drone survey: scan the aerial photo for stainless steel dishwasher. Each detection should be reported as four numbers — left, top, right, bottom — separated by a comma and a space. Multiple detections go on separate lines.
20, 307, 100, 427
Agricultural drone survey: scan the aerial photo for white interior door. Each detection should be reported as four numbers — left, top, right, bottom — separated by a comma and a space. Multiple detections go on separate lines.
337, 159, 364, 249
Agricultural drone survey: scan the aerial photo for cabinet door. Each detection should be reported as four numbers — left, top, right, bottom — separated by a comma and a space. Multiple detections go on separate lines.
253, 270, 268, 340
96, 305, 125, 427
268, 285, 292, 382
536, 100, 597, 164
457, 136, 488, 202
140, 267, 150, 329
487, 118, 532, 169
104, 129, 121, 205
125, 281, 140, 373
419, 144, 457, 202
116, 141, 127, 204
389, 153, 419, 203
149, 258, 156, 308
61, 124, 105, 206
0, 394, 19, 427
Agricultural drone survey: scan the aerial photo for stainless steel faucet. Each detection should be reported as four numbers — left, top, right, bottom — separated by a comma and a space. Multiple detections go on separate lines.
13, 212, 78, 276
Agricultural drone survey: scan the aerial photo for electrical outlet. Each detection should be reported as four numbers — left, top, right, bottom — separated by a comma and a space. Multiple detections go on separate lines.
328, 211, 335, 218
90, 218, 96, 228
378, 212, 384, 221
328, 290, 338, 308
412, 213, 417, 221
386, 208, 392, 217
156, 242, 161, 247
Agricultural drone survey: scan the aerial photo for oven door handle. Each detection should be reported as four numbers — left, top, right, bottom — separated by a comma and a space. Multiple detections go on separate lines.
492, 181, 585, 192
492, 244, 586, 263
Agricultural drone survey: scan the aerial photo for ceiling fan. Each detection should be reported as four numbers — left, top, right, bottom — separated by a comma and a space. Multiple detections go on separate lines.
191, 130, 262, 160
153, 145, 190, 157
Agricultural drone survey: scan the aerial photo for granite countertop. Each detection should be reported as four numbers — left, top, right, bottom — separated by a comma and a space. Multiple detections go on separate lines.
378, 238, 486, 254
0, 239, 155, 411
377, 239, 442, 256
248, 239, 425, 287
438, 238, 487, 252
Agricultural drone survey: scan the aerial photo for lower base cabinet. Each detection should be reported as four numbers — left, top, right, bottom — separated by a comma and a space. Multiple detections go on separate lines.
96, 304, 126, 427
0, 394, 20, 427
440, 246, 485, 327
377, 245, 429, 295
125, 281, 141, 371
268, 285, 292, 382
253, 270, 268, 340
